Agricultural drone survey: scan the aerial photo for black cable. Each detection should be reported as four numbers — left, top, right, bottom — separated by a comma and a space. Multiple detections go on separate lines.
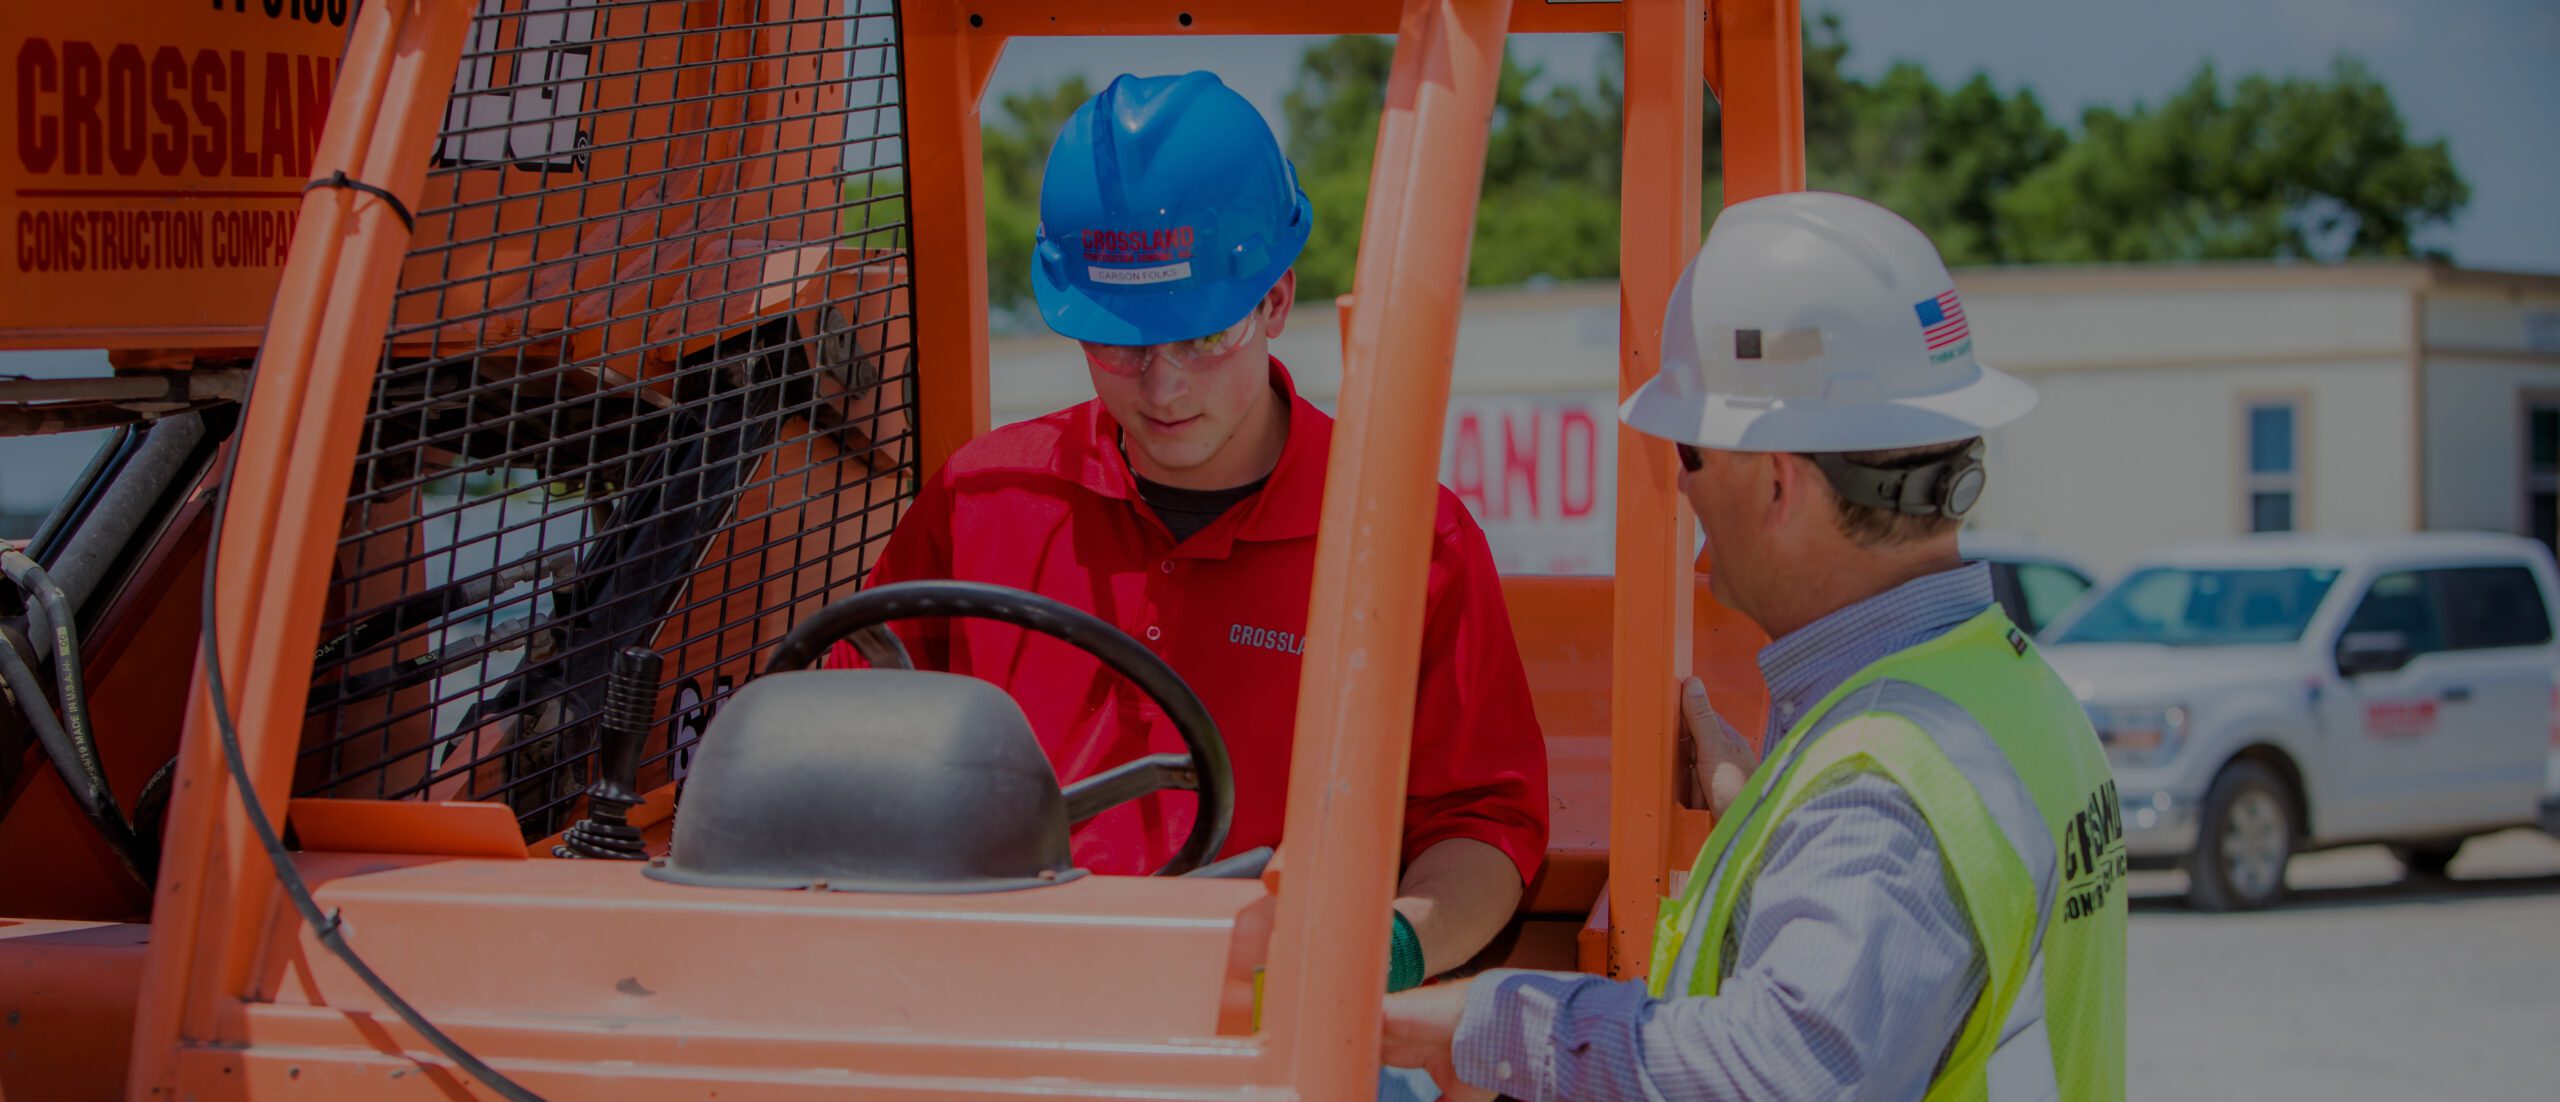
0, 622, 151, 886
304, 170, 417, 233
200, 358, 546, 1100
133, 753, 181, 853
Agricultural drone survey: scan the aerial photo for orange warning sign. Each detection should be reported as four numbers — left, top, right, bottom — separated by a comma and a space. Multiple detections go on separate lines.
2, 1, 349, 349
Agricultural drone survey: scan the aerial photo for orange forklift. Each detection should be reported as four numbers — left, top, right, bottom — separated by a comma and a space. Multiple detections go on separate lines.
0, 0, 1803, 1097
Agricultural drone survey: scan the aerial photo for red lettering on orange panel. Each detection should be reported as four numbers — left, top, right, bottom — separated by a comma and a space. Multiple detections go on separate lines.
189, 49, 226, 176
61, 40, 104, 176
258, 51, 293, 177
149, 46, 191, 176
106, 44, 149, 176
17, 39, 60, 174
293, 55, 330, 177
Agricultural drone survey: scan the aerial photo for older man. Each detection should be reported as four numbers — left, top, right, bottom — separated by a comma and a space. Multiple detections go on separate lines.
1382, 192, 2126, 1102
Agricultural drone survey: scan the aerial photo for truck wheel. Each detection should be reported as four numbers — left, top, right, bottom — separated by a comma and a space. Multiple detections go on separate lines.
2389, 839, 2464, 880
2189, 760, 2293, 912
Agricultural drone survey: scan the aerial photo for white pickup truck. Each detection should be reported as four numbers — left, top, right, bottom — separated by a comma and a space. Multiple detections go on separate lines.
2040, 532, 2560, 911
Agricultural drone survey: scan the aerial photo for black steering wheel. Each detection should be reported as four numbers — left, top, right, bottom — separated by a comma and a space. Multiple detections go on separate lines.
762, 580, 1235, 877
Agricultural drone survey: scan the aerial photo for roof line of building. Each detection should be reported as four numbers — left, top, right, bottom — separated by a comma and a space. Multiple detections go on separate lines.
1955, 259, 2560, 297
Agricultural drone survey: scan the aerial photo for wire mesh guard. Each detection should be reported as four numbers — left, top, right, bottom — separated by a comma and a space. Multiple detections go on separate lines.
295, 0, 917, 840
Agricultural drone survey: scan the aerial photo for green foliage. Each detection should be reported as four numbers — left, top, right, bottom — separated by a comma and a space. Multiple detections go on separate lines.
840, 175, 909, 249
981, 77, 1093, 322
1276, 36, 1628, 300
1994, 59, 2470, 262
964, 15, 2468, 319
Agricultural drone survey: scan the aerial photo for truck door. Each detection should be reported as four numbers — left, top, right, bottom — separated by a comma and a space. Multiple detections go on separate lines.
2328, 570, 2465, 835
2427, 565, 2556, 828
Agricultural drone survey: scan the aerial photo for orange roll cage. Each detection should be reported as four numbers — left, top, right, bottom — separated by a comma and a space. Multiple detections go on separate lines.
0, 0, 1805, 1097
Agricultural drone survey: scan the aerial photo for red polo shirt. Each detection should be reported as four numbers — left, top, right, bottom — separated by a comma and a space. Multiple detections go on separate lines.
827, 361, 1548, 882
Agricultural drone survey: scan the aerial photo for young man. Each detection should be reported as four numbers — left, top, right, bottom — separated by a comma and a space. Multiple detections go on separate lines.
830, 72, 1548, 996
1381, 192, 2126, 1100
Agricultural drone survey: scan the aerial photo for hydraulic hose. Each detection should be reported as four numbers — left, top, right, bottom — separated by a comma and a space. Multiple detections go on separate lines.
1, 550, 110, 798
0, 621, 151, 886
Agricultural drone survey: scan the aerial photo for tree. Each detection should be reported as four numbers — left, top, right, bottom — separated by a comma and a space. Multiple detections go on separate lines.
979, 76, 1091, 324
1996, 59, 2469, 262
1279, 36, 1625, 299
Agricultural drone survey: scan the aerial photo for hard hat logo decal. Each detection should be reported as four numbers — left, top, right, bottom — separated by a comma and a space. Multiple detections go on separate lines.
1081, 226, 1198, 286
1082, 226, 1196, 264
1915, 289, 1970, 350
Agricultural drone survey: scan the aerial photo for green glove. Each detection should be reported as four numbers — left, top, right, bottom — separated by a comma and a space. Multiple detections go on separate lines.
1387, 910, 1426, 993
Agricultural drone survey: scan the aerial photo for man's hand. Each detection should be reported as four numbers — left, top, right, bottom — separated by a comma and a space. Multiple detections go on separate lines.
1381, 980, 1496, 1101
1679, 676, 1758, 817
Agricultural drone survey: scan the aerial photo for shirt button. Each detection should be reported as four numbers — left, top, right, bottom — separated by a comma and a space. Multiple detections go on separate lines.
1145, 625, 1162, 641
1159, 560, 1175, 573
1495, 1060, 1514, 1081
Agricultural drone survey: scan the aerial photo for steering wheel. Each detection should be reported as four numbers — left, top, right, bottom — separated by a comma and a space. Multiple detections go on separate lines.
762, 580, 1235, 877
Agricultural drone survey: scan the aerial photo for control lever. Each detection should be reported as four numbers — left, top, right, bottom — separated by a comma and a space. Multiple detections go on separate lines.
555, 647, 662, 860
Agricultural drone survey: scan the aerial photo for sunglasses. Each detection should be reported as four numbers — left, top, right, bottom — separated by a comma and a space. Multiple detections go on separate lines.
1676, 444, 1703, 473
1081, 307, 1263, 376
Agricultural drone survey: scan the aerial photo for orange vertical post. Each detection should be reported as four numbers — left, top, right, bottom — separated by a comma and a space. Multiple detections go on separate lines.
124, 0, 473, 1091
1715, 0, 1806, 202
905, 0, 1000, 479
1603, 0, 1707, 980
1258, 0, 1512, 1096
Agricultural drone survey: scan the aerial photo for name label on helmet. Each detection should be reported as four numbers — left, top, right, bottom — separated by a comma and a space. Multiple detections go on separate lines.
1089, 261, 1194, 286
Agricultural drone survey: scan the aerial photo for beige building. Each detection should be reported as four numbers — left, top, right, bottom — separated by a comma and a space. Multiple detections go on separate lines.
1958, 263, 2560, 574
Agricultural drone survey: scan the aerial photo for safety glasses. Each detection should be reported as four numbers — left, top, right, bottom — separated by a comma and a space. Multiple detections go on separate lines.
1081, 307, 1263, 375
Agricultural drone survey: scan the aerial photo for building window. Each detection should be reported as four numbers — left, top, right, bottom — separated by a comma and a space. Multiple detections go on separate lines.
2246, 401, 2299, 533
2530, 400, 2558, 556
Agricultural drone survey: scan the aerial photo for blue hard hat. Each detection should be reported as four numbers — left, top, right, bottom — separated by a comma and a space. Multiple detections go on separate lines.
1032, 72, 1313, 346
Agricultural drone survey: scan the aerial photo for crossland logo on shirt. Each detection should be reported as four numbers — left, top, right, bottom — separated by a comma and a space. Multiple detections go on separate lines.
1229, 623, 1305, 656
2060, 778, 2129, 922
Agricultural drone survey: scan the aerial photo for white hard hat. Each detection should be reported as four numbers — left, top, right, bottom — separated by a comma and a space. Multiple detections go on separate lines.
1621, 191, 2036, 453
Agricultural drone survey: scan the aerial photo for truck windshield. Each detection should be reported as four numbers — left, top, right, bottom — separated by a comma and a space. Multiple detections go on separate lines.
2053, 566, 2340, 645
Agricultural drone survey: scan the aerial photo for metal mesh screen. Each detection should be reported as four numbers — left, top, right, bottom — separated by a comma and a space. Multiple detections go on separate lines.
295, 0, 917, 840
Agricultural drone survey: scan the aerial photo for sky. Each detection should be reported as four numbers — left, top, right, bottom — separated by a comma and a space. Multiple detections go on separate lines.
986, 0, 2560, 273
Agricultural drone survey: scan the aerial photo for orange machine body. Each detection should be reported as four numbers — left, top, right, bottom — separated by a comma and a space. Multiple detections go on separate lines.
0, 0, 1803, 1097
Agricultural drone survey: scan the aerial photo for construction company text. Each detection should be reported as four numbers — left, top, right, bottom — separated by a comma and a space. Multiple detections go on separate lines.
16, 206, 296, 273
10, 34, 336, 275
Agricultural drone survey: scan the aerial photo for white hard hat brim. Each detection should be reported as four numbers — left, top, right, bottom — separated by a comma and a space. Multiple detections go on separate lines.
1621, 358, 2037, 453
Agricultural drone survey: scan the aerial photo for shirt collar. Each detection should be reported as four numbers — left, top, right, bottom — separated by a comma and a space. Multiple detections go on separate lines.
1756, 562, 1996, 734
1057, 356, 1330, 551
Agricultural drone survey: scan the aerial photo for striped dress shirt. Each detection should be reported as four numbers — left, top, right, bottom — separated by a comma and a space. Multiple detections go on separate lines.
1451, 564, 2001, 1101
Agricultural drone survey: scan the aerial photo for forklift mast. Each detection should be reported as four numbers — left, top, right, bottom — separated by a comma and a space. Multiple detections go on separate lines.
0, 1, 1803, 1097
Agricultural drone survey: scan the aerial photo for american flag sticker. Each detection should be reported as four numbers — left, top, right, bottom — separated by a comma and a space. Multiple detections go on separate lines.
1915, 289, 1970, 351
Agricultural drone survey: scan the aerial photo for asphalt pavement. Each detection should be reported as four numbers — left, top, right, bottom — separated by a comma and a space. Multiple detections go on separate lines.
2127, 827, 2560, 1099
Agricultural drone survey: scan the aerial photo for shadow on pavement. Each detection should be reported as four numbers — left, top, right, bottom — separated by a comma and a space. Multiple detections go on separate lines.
2130, 871, 2560, 913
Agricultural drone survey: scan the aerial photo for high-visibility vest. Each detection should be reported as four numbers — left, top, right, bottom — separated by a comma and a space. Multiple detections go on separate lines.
1648, 608, 2126, 1102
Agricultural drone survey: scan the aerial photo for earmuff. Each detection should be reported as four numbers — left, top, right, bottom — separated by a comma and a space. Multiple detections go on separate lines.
1810, 440, 1987, 520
